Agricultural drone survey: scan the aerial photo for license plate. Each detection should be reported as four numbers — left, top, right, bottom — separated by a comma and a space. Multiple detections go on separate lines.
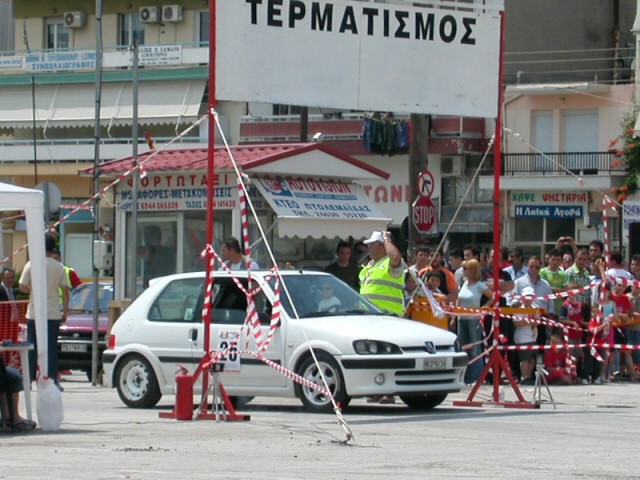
423, 358, 447, 370
61, 344, 88, 353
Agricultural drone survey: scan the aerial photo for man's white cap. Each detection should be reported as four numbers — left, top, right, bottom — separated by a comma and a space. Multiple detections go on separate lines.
363, 230, 385, 244
521, 286, 536, 297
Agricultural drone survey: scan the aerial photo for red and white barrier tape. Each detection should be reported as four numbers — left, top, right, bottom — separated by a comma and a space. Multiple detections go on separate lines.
202, 348, 331, 397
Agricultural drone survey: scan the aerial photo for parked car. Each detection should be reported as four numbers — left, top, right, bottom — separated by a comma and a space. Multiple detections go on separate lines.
103, 271, 467, 412
58, 281, 114, 380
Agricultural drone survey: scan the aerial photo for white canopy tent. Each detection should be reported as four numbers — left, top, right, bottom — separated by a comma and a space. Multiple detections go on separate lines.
0, 183, 48, 376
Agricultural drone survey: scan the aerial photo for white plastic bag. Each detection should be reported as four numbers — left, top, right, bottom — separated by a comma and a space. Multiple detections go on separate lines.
36, 377, 64, 432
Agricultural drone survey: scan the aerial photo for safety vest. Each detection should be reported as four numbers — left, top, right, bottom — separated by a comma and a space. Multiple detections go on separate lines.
359, 257, 405, 316
58, 266, 74, 306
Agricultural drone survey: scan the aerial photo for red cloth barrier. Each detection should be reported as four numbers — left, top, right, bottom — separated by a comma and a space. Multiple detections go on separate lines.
0, 300, 28, 368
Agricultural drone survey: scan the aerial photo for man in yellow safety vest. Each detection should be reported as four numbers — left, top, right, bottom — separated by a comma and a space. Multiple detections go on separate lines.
359, 230, 406, 405
359, 230, 406, 316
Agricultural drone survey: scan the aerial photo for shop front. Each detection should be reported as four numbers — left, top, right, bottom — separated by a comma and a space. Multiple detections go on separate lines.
507, 190, 594, 258
91, 144, 390, 299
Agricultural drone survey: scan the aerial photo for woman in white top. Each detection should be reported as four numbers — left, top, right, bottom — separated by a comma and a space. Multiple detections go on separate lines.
456, 259, 492, 384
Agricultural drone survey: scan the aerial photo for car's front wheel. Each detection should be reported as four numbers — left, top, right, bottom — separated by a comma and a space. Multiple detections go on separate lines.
400, 393, 447, 410
115, 354, 162, 408
295, 352, 350, 413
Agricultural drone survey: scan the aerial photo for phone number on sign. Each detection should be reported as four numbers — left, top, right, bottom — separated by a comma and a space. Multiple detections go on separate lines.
139, 201, 179, 210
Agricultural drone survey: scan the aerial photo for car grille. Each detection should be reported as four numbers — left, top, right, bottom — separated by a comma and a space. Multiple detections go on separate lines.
402, 344, 454, 353
394, 369, 458, 386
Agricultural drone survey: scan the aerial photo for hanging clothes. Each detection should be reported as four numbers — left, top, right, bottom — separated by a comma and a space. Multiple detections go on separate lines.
362, 114, 410, 156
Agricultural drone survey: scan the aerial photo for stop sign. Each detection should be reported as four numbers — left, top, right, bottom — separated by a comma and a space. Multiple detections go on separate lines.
413, 196, 436, 234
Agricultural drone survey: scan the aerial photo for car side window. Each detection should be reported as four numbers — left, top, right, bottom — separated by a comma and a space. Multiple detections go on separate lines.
148, 278, 204, 323
254, 289, 273, 325
211, 278, 248, 325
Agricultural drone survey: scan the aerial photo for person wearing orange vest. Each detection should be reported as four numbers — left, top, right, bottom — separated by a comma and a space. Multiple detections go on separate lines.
404, 271, 449, 330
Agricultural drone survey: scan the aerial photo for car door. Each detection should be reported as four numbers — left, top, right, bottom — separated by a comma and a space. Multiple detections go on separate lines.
144, 277, 206, 384
206, 276, 287, 389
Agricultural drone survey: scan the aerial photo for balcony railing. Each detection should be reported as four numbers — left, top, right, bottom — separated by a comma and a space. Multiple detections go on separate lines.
478, 152, 625, 176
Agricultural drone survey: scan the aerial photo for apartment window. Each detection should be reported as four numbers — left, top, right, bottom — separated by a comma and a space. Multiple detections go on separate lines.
533, 111, 553, 170
119, 13, 145, 47
46, 18, 69, 49
272, 105, 302, 116
196, 11, 210, 46
564, 110, 598, 171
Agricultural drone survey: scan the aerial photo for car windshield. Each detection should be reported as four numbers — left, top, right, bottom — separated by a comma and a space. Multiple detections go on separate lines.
271, 274, 382, 319
69, 283, 114, 313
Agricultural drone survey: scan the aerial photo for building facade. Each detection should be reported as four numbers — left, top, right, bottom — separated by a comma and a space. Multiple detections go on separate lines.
0, 0, 637, 280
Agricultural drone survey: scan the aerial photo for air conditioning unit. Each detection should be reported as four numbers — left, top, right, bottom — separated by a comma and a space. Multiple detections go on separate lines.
441, 156, 465, 176
140, 6, 161, 23
162, 5, 183, 22
64, 11, 87, 28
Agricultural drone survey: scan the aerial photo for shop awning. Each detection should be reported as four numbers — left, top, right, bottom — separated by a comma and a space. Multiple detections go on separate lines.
0, 79, 205, 130
254, 177, 391, 238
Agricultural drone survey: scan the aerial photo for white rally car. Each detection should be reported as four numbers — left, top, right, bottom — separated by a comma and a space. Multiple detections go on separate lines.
103, 270, 467, 412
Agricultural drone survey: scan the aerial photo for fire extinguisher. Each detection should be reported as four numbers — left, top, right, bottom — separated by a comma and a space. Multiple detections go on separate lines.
174, 365, 193, 420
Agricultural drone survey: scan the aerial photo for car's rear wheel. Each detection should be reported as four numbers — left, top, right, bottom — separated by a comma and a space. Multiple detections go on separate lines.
400, 393, 447, 410
295, 352, 350, 413
115, 354, 162, 408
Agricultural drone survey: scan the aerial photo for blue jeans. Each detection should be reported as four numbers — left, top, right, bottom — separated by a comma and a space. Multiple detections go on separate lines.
458, 317, 484, 384
26, 319, 61, 383
629, 330, 640, 366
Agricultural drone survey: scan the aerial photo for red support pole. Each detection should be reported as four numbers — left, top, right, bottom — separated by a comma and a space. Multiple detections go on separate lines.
200, 0, 218, 406
453, 9, 538, 410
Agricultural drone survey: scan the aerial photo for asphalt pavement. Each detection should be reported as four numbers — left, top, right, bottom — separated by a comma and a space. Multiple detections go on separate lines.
2, 373, 639, 479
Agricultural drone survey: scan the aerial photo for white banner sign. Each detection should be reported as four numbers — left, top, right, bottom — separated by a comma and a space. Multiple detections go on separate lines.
622, 200, 640, 246
254, 176, 389, 221
135, 45, 182, 66
117, 173, 239, 211
216, 0, 502, 117
23, 50, 96, 72
0, 56, 23, 69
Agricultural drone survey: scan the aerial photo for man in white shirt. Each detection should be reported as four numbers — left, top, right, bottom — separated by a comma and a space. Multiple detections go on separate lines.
19, 233, 69, 389
221, 237, 259, 270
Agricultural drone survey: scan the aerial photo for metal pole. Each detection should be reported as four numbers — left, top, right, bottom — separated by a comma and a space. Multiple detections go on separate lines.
91, 0, 104, 386
127, 38, 140, 300
31, 76, 38, 185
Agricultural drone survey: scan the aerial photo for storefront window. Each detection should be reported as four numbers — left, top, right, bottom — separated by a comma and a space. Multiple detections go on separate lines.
138, 218, 177, 288
183, 211, 232, 272
514, 218, 543, 242
513, 217, 576, 258
545, 218, 575, 242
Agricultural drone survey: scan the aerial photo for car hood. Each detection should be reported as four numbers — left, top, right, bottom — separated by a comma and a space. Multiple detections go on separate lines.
295, 314, 456, 347
61, 313, 109, 333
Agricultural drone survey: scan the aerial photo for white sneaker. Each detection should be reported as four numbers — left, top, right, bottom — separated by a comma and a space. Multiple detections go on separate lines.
594, 378, 602, 385
580, 378, 589, 385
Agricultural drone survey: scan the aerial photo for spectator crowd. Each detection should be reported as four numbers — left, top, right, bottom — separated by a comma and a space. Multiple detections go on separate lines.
325, 233, 640, 388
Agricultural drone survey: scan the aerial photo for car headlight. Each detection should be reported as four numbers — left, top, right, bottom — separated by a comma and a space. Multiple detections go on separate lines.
353, 339, 401, 355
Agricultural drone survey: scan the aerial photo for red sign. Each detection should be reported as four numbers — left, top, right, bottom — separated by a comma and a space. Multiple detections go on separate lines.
417, 170, 434, 198
413, 196, 436, 234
